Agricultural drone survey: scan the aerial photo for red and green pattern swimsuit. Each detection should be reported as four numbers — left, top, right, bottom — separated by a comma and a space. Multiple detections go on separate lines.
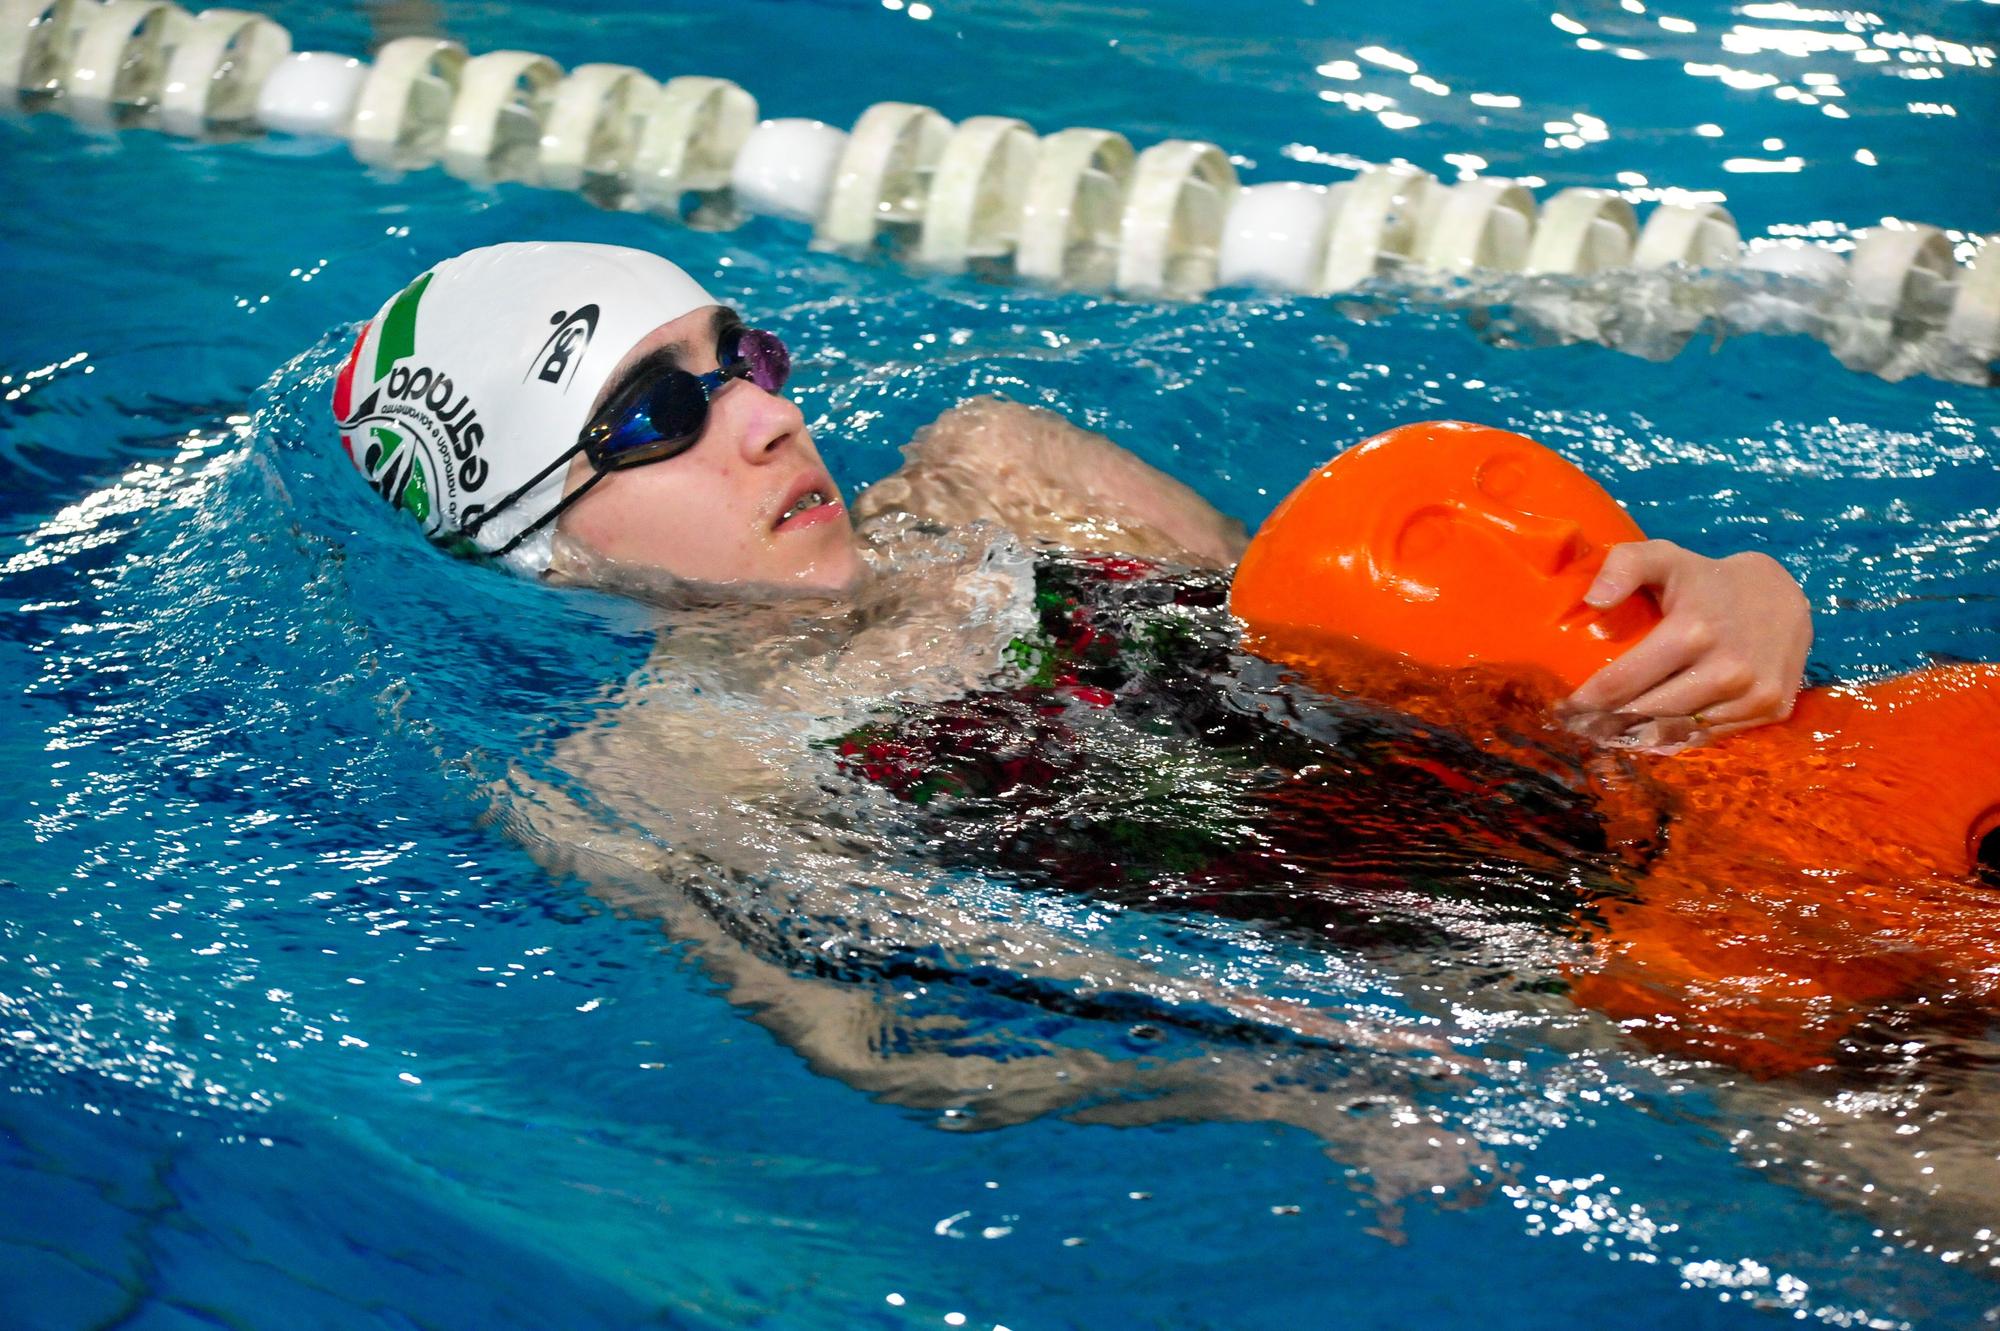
828, 553, 1650, 959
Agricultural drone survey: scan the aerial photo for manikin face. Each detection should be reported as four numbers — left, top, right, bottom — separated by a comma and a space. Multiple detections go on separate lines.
551, 305, 868, 596
1232, 421, 1659, 689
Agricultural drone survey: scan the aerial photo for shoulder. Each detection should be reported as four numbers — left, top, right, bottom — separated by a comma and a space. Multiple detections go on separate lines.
901, 396, 1076, 471
850, 396, 1062, 531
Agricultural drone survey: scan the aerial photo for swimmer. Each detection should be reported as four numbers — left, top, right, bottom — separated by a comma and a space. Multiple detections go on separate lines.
330, 242, 1825, 1220
334, 241, 1812, 742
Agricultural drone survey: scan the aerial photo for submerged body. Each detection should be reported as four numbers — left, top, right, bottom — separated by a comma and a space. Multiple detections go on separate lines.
505, 499, 2000, 1256
338, 241, 2000, 1237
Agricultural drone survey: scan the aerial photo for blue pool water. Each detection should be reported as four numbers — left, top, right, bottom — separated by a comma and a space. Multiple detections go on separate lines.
3, 1, 1998, 1328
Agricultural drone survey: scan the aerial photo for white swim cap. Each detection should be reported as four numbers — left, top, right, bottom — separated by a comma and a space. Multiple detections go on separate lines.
333, 241, 716, 574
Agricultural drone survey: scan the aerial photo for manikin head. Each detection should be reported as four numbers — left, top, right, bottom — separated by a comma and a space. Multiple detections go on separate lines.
333, 242, 866, 596
1231, 420, 1661, 690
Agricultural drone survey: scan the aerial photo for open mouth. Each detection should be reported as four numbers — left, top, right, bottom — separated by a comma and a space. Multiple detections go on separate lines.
781, 488, 827, 523
774, 484, 839, 530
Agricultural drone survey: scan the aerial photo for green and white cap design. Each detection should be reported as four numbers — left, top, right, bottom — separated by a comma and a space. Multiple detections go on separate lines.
333, 242, 715, 574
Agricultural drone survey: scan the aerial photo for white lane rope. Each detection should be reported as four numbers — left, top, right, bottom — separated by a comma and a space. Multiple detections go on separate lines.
5, 0, 1993, 383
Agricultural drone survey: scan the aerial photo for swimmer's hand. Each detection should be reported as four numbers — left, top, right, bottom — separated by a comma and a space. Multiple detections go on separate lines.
1558, 540, 1812, 750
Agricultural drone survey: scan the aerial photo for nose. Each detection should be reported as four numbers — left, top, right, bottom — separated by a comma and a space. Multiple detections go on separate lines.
1457, 501, 1593, 574
714, 377, 808, 466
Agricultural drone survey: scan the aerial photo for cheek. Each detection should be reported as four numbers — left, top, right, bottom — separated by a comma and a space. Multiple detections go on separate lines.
568, 464, 769, 572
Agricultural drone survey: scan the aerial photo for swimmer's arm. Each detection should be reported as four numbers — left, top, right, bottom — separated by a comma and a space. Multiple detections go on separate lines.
1560, 540, 1813, 745
505, 762, 1486, 1206
500, 714, 1498, 1209
852, 396, 1249, 568
505, 707, 1454, 1062
514, 813, 1490, 1209
504, 712, 1363, 1049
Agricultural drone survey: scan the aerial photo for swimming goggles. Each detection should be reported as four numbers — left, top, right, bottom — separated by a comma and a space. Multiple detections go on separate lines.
460, 325, 793, 558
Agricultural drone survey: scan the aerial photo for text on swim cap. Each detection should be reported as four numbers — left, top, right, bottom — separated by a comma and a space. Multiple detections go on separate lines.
378, 364, 488, 490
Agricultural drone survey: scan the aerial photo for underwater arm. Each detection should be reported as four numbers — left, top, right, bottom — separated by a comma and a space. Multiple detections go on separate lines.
496, 708, 1481, 1157
1560, 540, 1813, 744
504, 767, 1495, 1216
853, 396, 1249, 568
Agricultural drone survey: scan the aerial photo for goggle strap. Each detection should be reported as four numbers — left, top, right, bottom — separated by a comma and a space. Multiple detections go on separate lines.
459, 440, 585, 541
489, 464, 612, 560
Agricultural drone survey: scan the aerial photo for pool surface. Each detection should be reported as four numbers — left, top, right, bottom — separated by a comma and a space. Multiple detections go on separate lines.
3, 1, 1998, 1328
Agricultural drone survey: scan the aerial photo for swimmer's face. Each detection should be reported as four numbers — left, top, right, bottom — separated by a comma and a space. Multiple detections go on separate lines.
553, 305, 866, 594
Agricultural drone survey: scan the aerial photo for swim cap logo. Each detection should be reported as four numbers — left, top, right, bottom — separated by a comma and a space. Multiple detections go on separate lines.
340, 365, 490, 494
358, 424, 432, 523
335, 270, 490, 531
528, 305, 599, 389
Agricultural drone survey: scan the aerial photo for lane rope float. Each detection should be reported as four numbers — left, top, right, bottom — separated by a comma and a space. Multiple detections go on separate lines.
4, 0, 1993, 384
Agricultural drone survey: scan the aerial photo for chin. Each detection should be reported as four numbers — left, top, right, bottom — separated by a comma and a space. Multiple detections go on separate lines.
790, 551, 870, 599
675, 548, 870, 605
778, 524, 869, 597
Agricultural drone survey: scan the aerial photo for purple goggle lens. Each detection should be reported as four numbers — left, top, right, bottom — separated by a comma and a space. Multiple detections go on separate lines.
725, 326, 791, 394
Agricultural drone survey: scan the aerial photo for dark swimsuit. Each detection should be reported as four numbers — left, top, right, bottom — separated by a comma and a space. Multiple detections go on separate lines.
828, 552, 1660, 965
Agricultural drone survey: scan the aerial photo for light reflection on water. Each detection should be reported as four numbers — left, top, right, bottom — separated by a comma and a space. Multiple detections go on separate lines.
0, 267, 1993, 1326
0, 0, 1997, 1327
